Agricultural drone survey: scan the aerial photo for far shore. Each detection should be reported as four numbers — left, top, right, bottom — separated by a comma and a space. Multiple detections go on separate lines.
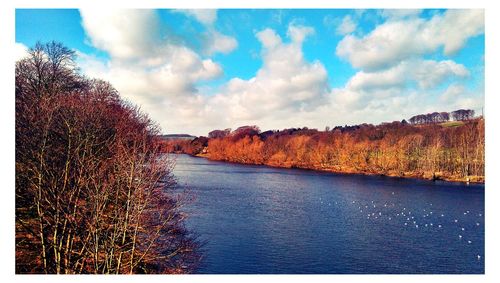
170, 152, 485, 185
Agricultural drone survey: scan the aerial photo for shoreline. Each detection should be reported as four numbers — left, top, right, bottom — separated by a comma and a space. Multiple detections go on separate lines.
187, 153, 484, 185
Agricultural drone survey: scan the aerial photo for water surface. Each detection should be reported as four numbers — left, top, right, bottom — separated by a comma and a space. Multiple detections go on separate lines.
172, 154, 484, 274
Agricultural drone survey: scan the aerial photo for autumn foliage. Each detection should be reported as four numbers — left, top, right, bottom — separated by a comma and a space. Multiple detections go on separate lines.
164, 119, 484, 182
15, 42, 200, 274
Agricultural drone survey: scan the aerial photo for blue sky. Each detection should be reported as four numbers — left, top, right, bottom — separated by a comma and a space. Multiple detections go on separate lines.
15, 9, 484, 135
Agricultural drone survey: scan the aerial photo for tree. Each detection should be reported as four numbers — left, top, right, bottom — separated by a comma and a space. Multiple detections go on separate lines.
439, 112, 450, 122
408, 111, 455, 124
189, 115, 483, 182
451, 109, 475, 121
230, 125, 261, 141
16, 42, 200, 274
208, 128, 231, 139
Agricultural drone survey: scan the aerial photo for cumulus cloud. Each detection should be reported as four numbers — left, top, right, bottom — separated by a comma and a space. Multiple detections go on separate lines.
80, 9, 161, 61
433, 9, 485, 55
329, 59, 469, 113
198, 24, 329, 130
175, 9, 238, 55
78, 9, 225, 134
75, 9, 483, 135
440, 83, 466, 103
325, 44, 481, 127
78, 47, 222, 104
336, 15, 357, 35
336, 9, 484, 70
439, 83, 483, 111
287, 25, 315, 43
328, 9, 483, 124
203, 30, 238, 55
14, 42, 29, 61
175, 9, 217, 25
348, 59, 469, 92
413, 60, 469, 89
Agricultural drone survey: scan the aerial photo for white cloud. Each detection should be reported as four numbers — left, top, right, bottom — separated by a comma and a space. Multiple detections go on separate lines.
175, 9, 217, 25
323, 14, 336, 29
79, 49, 222, 105
174, 9, 238, 55
203, 29, 238, 55
195, 24, 329, 131
336, 9, 484, 71
432, 9, 485, 55
75, 9, 483, 135
380, 9, 422, 20
78, 9, 225, 134
287, 25, 314, 43
440, 83, 466, 103
325, 9, 483, 126
14, 42, 28, 62
328, 59, 470, 114
348, 59, 469, 92
413, 60, 469, 89
80, 9, 161, 61
256, 28, 281, 49
336, 15, 357, 35
439, 83, 484, 112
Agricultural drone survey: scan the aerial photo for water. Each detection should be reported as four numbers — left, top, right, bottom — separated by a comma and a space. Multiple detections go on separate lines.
171, 154, 485, 274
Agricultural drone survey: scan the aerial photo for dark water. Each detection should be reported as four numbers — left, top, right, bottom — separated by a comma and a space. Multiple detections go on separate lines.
171, 154, 485, 274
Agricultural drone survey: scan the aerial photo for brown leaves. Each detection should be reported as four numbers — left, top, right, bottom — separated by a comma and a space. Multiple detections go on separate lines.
170, 120, 484, 182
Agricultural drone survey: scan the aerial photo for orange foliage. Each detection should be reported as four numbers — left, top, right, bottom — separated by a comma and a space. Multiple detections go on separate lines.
171, 120, 484, 182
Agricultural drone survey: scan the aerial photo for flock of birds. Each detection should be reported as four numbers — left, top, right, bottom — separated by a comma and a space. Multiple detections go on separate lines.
318, 191, 484, 263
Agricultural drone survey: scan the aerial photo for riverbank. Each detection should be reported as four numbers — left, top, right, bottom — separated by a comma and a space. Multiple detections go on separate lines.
160, 119, 484, 185
194, 153, 484, 184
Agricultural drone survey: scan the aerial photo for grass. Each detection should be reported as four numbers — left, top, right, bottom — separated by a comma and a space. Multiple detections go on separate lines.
440, 121, 465, 128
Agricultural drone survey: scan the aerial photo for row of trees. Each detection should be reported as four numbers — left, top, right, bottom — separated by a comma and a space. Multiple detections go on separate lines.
408, 109, 475, 125
451, 109, 476, 121
16, 42, 200, 274
161, 126, 264, 155
208, 126, 261, 140
162, 119, 484, 181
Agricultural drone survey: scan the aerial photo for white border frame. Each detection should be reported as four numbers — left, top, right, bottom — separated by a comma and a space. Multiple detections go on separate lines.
2, 1, 497, 283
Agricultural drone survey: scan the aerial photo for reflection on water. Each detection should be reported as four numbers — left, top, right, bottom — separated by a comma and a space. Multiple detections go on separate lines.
171, 154, 484, 274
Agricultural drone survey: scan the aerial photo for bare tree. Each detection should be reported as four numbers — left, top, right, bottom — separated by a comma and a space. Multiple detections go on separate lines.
16, 42, 201, 274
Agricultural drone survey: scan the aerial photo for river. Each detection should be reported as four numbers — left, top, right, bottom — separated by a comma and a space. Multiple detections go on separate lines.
171, 154, 484, 274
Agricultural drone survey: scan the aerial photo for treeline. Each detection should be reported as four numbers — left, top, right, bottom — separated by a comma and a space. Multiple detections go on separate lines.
162, 119, 484, 182
408, 109, 475, 125
16, 42, 200, 274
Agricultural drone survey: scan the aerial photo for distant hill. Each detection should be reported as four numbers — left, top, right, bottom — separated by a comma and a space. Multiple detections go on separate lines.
158, 134, 197, 141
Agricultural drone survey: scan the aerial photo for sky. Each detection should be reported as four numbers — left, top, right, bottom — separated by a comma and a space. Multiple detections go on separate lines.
15, 9, 485, 136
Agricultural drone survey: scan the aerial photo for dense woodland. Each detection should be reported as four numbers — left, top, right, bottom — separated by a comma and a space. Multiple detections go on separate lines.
15, 42, 200, 274
162, 118, 484, 183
